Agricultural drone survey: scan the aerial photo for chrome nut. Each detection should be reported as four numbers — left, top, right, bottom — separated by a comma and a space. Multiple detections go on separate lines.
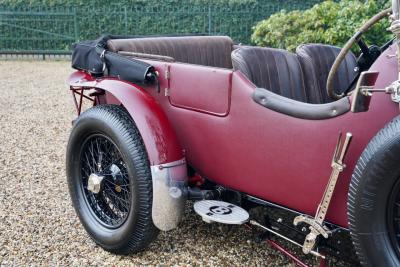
87, 173, 104, 194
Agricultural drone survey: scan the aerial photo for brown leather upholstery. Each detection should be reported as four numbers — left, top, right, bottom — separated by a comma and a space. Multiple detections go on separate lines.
296, 44, 357, 103
231, 46, 309, 102
107, 36, 234, 69
232, 44, 357, 104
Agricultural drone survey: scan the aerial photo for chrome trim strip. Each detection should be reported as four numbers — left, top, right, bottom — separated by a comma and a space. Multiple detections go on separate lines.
150, 158, 187, 231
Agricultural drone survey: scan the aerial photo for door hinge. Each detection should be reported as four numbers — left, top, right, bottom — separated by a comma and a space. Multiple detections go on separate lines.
164, 68, 171, 96
165, 69, 170, 80
164, 88, 170, 96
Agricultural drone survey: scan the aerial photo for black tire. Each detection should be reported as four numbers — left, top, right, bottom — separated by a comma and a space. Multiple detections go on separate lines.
348, 115, 400, 266
66, 104, 159, 254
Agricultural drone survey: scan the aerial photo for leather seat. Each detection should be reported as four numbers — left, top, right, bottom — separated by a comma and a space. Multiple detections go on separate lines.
296, 44, 357, 103
232, 46, 309, 102
107, 36, 234, 69
232, 44, 357, 104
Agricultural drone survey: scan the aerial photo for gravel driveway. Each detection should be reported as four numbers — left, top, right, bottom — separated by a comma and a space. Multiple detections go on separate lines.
0, 61, 352, 266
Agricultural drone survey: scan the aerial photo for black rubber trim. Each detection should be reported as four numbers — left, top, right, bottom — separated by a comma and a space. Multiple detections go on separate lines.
252, 87, 350, 120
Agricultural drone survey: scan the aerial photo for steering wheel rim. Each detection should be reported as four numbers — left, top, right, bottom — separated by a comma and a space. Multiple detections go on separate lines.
326, 8, 391, 100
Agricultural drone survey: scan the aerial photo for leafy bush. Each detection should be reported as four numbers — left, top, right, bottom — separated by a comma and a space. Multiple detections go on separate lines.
252, 0, 392, 53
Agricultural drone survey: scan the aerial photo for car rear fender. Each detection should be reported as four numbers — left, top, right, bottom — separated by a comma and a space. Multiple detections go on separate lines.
68, 71, 187, 231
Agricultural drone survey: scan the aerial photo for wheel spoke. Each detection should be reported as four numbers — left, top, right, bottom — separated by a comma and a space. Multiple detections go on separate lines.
80, 134, 131, 228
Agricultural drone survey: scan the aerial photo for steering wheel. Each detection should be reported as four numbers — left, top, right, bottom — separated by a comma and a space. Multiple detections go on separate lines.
326, 8, 391, 100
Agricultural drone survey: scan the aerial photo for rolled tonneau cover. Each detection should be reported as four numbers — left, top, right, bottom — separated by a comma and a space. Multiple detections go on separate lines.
71, 35, 157, 85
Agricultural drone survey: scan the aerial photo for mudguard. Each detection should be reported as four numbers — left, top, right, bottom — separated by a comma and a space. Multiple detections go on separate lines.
68, 71, 187, 231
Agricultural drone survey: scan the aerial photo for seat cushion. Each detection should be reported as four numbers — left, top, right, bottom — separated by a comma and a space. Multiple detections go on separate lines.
296, 44, 357, 103
232, 46, 310, 102
107, 36, 234, 69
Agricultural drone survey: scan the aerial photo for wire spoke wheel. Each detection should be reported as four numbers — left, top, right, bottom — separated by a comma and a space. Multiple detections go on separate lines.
80, 134, 131, 228
67, 105, 159, 254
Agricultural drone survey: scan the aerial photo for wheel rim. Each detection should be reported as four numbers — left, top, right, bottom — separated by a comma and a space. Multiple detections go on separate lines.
80, 134, 131, 228
387, 177, 400, 257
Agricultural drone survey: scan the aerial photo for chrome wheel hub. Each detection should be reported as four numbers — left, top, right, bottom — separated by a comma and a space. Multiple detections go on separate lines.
87, 173, 104, 194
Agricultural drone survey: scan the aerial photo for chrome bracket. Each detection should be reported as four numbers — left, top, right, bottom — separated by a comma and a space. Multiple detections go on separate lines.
359, 82, 400, 103
294, 132, 352, 254
386, 80, 400, 103
164, 68, 171, 97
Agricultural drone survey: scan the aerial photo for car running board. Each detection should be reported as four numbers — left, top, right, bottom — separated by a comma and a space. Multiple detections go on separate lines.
194, 200, 249, 224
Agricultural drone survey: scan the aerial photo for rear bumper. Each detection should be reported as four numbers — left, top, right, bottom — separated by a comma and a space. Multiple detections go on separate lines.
150, 158, 187, 231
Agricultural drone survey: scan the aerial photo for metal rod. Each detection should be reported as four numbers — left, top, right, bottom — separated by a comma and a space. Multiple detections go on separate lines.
74, 7, 79, 42
266, 239, 310, 267
75, 90, 94, 101
208, 5, 212, 35
361, 88, 388, 92
78, 88, 84, 115
319, 256, 328, 267
249, 220, 326, 259
338, 133, 352, 164
70, 88, 79, 115
124, 6, 128, 35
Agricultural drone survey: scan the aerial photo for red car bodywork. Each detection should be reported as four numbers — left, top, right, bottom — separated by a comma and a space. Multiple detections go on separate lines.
68, 44, 399, 228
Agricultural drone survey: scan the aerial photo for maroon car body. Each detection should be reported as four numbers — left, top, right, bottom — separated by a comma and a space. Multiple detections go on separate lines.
68, 43, 398, 228
66, 5, 400, 264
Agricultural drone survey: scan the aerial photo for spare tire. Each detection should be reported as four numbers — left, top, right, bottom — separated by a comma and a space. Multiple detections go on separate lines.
348, 115, 400, 266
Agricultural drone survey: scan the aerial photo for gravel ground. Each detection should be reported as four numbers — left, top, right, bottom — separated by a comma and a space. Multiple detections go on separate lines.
0, 61, 352, 266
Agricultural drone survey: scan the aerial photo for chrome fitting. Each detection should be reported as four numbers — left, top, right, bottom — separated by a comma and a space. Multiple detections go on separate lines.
87, 173, 104, 194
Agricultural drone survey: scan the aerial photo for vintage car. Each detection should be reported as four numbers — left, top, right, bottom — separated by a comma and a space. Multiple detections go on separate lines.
66, 2, 400, 266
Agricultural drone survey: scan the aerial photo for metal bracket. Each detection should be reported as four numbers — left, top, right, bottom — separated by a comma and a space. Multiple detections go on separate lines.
164, 67, 171, 97
386, 80, 400, 103
165, 69, 170, 79
294, 132, 352, 254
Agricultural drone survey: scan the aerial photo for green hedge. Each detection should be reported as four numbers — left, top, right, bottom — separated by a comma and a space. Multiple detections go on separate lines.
0, 0, 322, 51
251, 0, 392, 53
0, 0, 314, 9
